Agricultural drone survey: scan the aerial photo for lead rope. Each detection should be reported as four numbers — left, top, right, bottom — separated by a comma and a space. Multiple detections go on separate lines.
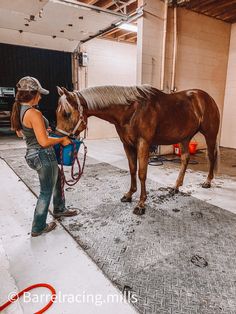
59, 141, 87, 199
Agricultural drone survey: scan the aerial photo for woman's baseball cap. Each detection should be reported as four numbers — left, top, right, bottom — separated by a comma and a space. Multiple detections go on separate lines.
17, 76, 49, 95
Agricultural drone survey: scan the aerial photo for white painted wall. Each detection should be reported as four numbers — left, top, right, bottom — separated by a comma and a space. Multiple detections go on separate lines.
137, 1, 231, 152
169, 8, 231, 149
221, 24, 236, 149
136, 0, 165, 87
83, 39, 137, 87
169, 8, 230, 119
80, 39, 137, 139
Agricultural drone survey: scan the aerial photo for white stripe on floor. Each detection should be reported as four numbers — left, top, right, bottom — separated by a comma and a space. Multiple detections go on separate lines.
0, 158, 137, 314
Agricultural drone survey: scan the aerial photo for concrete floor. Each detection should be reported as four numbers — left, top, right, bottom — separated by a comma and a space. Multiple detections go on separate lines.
0, 135, 235, 313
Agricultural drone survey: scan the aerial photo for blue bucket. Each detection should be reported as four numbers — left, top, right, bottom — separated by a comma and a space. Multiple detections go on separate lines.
50, 134, 82, 166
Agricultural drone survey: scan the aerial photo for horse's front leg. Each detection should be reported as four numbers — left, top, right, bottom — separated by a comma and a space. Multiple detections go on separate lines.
133, 139, 149, 215
121, 144, 137, 203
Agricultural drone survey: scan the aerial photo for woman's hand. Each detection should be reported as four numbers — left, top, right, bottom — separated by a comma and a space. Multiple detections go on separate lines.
16, 130, 23, 138
61, 136, 71, 146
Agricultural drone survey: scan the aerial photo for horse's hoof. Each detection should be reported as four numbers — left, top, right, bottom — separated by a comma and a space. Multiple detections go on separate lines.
121, 195, 132, 203
133, 206, 145, 215
202, 182, 211, 189
170, 188, 179, 195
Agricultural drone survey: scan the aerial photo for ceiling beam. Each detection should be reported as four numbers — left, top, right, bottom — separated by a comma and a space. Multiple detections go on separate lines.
117, 30, 134, 39
77, 0, 99, 4
205, 2, 236, 16
88, 0, 99, 4
110, 29, 127, 37
94, 0, 114, 9
114, 0, 137, 12
186, 0, 216, 10
126, 37, 137, 43
102, 27, 120, 36
125, 32, 137, 40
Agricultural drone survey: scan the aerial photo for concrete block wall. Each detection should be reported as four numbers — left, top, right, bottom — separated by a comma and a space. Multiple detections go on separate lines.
80, 38, 137, 139
167, 8, 231, 149
137, 1, 231, 152
137, 0, 165, 87
170, 8, 230, 117
221, 23, 236, 149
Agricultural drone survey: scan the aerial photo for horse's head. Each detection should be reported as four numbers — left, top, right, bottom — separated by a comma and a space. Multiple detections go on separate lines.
56, 87, 87, 137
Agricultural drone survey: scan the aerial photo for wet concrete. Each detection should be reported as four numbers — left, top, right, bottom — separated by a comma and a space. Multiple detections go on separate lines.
1, 146, 236, 314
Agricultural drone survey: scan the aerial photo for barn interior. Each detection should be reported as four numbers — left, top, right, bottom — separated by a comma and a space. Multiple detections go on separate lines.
0, 1, 236, 313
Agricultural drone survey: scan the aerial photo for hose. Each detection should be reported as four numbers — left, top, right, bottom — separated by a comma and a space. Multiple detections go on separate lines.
148, 155, 199, 166
0, 283, 56, 313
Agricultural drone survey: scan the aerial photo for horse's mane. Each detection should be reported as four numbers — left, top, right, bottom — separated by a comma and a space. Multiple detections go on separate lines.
79, 85, 155, 110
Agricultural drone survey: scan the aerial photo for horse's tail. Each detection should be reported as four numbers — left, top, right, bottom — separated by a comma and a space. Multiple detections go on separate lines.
200, 92, 220, 175
214, 137, 220, 173
204, 136, 220, 173
210, 95, 220, 174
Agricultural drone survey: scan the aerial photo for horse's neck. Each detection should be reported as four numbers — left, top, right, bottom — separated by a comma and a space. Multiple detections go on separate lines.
87, 104, 135, 125
87, 109, 115, 123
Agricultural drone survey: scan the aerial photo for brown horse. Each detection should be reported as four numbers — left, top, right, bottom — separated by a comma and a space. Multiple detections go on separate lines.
56, 85, 220, 215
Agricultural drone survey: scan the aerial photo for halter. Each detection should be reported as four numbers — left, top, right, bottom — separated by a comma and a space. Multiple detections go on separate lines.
56, 92, 87, 139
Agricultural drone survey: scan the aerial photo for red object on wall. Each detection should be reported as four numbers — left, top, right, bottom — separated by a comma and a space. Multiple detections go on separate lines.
173, 142, 197, 156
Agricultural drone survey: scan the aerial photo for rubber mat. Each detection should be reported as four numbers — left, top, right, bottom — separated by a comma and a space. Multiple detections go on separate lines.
2, 148, 236, 314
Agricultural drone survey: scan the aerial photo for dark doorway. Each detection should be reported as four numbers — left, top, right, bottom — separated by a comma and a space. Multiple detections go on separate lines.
0, 43, 73, 126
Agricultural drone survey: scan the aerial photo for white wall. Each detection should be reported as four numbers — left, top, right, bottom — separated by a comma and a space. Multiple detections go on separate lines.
80, 38, 137, 139
221, 24, 236, 149
136, 0, 165, 87
137, 1, 231, 152
169, 9, 230, 119
169, 8, 231, 149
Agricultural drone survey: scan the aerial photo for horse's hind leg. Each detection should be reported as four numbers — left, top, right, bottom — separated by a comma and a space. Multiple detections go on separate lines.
173, 139, 190, 193
202, 135, 218, 188
121, 144, 137, 202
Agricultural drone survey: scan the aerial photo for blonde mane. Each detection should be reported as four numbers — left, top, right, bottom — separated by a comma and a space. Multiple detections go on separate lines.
79, 85, 154, 110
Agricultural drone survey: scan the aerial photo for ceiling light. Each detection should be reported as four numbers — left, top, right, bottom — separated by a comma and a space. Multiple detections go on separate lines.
118, 23, 137, 32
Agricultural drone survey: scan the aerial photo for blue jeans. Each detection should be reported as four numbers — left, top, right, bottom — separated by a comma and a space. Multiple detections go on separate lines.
25, 147, 66, 233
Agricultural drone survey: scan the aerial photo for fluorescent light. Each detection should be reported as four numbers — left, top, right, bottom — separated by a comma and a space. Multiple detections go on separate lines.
118, 23, 137, 32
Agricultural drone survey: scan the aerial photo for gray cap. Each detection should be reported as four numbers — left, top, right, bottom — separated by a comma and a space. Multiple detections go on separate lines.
17, 76, 49, 95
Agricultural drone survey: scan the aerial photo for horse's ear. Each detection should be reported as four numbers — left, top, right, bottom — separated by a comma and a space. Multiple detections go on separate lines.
57, 86, 64, 96
61, 87, 71, 98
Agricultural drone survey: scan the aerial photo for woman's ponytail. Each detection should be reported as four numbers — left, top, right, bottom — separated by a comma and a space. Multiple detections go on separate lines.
11, 90, 38, 131
11, 100, 22, 131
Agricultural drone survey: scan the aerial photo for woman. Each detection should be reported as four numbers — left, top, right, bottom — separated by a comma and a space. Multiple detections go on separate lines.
11, 76, 77, 237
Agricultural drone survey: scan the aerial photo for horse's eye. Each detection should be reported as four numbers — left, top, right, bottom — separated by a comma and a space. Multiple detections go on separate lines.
63, 111, 71, 119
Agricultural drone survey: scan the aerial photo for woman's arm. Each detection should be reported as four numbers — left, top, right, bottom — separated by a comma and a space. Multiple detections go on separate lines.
25, 109, 71, 147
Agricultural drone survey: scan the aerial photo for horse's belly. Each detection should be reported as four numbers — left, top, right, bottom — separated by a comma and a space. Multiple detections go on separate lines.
152, 128, 197, 145
152, 136, 183, 145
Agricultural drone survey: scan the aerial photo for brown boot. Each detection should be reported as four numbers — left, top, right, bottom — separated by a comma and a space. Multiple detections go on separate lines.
31, 222, 57, 237
53, 209, 78, 218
